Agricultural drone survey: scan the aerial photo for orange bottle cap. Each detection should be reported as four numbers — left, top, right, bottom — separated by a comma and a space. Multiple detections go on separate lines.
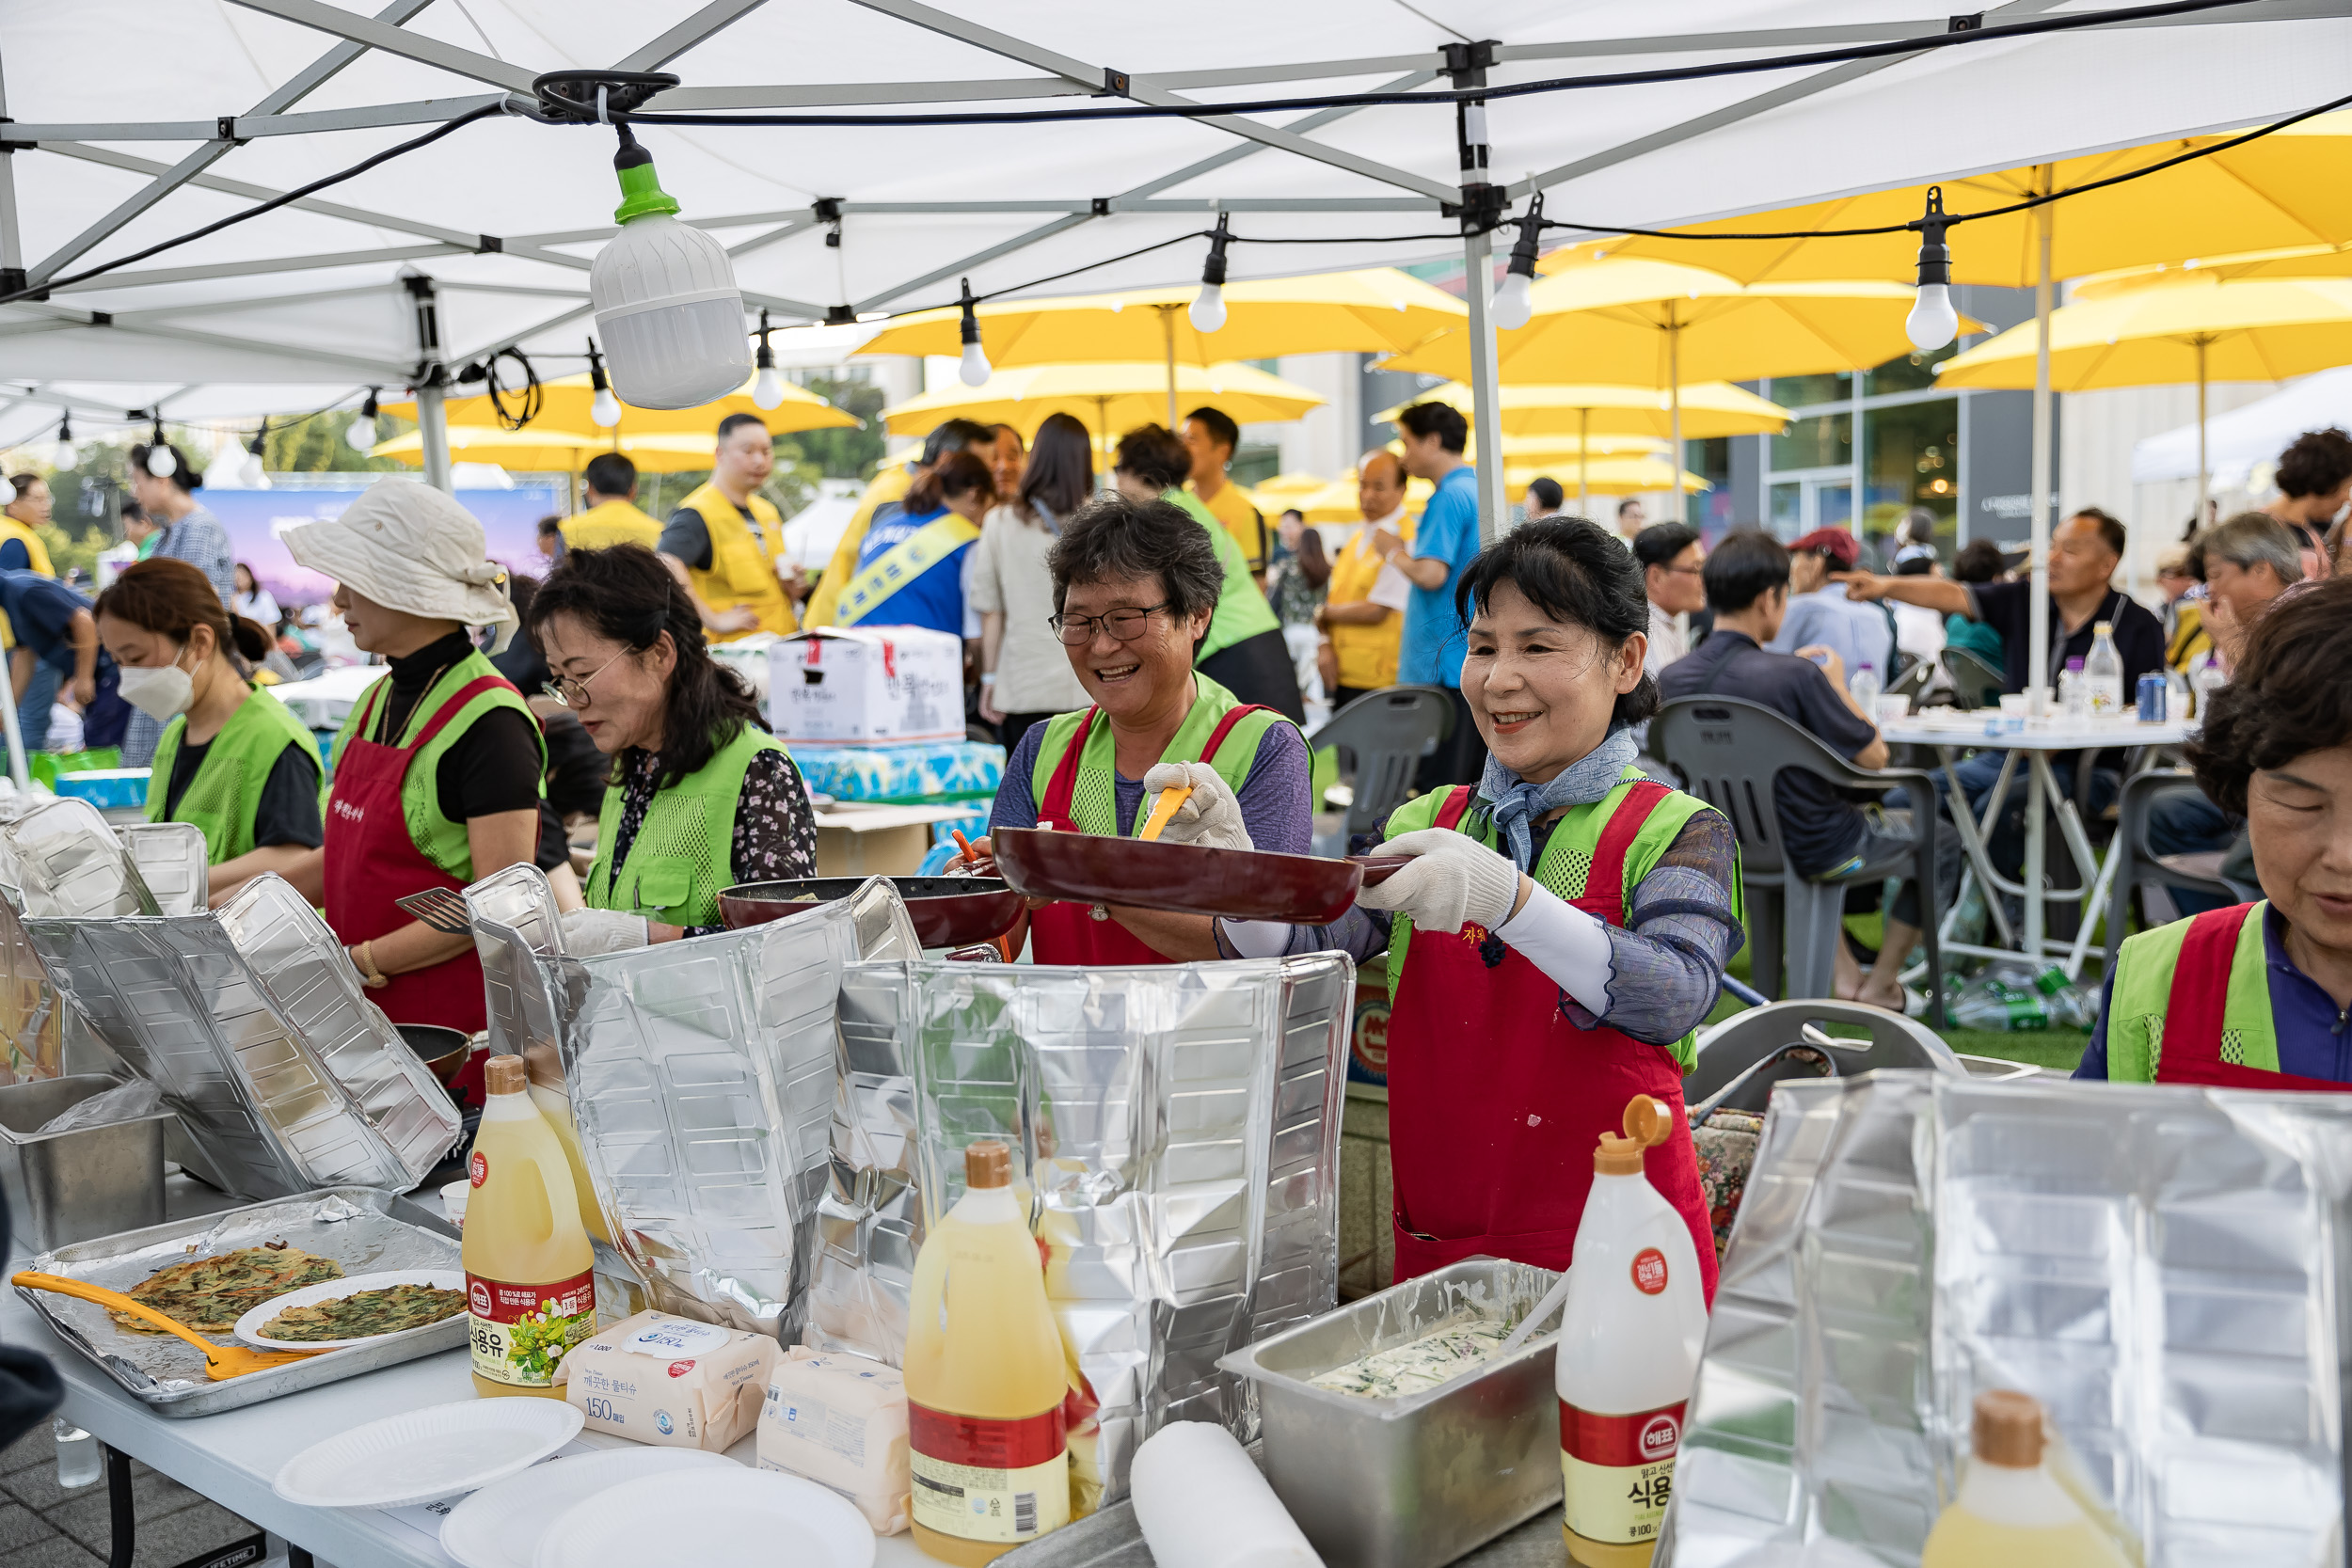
1972, 1388, 2045, 1468
483, 1054, 528, 1096
965, 1140, 1011, 1189
1594, 1094, 1675, 1176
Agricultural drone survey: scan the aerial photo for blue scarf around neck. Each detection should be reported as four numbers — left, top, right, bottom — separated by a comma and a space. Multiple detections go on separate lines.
1480, 724, 1642, 871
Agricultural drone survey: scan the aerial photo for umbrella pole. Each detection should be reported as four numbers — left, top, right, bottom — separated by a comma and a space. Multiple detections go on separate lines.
1463, 225, 1507, 544
1579, 407, 1591, 519
2196, 337, 2210, 535
2027, 186, 2054, 720
1163, 309, 1179, 431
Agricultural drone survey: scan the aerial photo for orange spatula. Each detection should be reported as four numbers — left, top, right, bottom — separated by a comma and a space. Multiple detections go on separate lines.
13, 1271, 330, 1380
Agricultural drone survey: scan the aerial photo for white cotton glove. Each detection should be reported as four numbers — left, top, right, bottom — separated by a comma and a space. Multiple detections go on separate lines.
559, 907, 650, 955
1139, 762, 1253, 850
1354, 828, 1522, 935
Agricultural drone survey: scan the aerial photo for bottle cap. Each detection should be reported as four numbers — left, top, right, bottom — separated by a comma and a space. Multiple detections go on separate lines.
965, 1140, 1011, 1190
1972, 1388, 2044, 1468
2094, 620, 2112, 634
1595, 1095, 1674, 1176
484, 1054, 528, 1096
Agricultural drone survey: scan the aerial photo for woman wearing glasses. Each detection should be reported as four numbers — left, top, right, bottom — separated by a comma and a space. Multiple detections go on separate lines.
973, 490, 1311, 964
278, 482, 544, 1054
528, 544, 816, 952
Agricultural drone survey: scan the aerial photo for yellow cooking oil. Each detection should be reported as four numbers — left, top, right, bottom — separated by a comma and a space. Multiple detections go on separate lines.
525, 1077, 612, 1245
461, 1054, 596, 1400
903, 1141, 1072, 1563
1920, 1391, 2132, 1568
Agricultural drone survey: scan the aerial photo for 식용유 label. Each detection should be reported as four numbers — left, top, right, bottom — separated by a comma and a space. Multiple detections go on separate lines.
908, 1401, 1071, 1544
1561, 1399, 1685, 1545
468, 1267, 595, 1386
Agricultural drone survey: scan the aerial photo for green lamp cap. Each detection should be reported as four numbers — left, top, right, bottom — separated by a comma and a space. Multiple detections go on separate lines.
613, 155, 681, 225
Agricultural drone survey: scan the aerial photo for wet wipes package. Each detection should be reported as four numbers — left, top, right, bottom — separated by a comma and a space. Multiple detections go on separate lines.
757, 1345, 911, 1534
552, 1308, 778, 1451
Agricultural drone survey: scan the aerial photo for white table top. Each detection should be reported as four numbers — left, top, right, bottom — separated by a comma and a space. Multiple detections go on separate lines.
1879, 708, 2194, 750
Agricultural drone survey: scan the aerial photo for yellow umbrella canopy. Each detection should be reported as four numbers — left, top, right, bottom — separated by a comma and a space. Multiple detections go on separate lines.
854, 268, 1468, 370
1934, 277, 2352, 391
1275, 471, 1438, 526
2069, 243, 2352, 299
371, 427, 732, 473
1374, 380, 1790, 439
384, 371, 858, 438
1534, 111, 2352, 287
880, 361, 1325, 442
1504, 459, 1708, 499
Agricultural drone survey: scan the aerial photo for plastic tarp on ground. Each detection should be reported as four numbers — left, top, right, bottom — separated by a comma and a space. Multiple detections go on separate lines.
0, 2, 2346, 434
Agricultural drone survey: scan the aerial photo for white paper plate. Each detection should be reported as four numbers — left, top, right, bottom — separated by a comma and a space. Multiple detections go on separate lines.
532, 1465, 876, 1568
234, 1268, 468, 1350
274, 1398, 585, 1510
440, 1448, 735, 1568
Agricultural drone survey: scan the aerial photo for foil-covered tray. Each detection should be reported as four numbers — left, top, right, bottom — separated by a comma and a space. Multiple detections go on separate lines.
467, 864, 919, 1342
14, 1185, 463, 1418
1663, 1072, 2352, 1566
19, 874, 460, 1198
117, 822, 208, 915
6, 798, 162, 917
832, 952, 1351, 1509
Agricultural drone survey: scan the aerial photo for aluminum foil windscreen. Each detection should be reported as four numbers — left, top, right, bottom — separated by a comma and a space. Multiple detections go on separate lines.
1662, 1072, 2352, 1566
830, 952, 1351, 1511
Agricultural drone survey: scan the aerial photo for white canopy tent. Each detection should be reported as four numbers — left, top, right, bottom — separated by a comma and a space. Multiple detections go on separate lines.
2132, 364, 2352, 487
0, 0, 2344, 527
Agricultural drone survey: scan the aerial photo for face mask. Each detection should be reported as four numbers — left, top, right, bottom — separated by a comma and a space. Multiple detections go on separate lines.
117, 656, 194, 722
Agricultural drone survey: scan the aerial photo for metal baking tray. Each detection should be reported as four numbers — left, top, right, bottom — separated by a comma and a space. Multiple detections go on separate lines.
6, 798, 163, 917
118, 822, 208, 915
15, 1185, 463, 1418
19, 874, 460, 1198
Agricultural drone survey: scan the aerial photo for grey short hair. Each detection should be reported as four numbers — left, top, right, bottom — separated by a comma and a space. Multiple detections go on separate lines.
2203, 511, 2306, 584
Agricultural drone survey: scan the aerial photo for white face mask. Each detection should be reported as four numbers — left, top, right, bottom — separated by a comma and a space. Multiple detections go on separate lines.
117, 650, 195, 722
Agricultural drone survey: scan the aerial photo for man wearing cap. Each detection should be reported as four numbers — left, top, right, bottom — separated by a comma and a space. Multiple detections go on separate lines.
1767, 528, 1893, 686
276, 481, 546, 1089
658, 414, 801, 639
563, 452, 662, 551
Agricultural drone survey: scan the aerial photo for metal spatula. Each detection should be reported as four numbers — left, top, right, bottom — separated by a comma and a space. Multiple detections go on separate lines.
395, 888, 472, 936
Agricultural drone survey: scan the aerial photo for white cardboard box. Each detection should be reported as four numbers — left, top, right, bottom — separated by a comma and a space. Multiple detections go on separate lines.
769, 626, 964, 743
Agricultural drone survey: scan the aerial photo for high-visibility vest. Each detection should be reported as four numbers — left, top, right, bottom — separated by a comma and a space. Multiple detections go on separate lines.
586, 721, 786, 928
562, 499, 661, 551
804, 466, 914, 627
677, 483, 795, 639
147, 684, 323, 864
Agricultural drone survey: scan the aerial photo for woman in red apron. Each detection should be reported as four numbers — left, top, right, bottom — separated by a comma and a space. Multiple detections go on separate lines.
278, 482, 548, 1103
971, 488, 1311, 963
2080, 577, 2352, 1087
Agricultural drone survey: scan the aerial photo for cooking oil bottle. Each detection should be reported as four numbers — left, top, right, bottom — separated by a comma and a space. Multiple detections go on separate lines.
521, 1045, 612, 1245
462, 1054, 596, 1399
903, 1140, 1071, 1563
1556, 1095, 1709, 1567
1921, 1391, 2131, 1568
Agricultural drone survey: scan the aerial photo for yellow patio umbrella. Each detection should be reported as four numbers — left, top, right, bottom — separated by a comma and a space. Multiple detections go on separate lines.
1496, 434, 1665, 459
1374, 380, 1789, 438
855, 268, 1468, 427
880, 361, 1325, 446
1936, 275, 2352, 520
2070, 243, 2352, 299
1275, 471, 1437, 526
383, 370, 858, 437
1504, 459, 1708, 501
370, 427, 732, 473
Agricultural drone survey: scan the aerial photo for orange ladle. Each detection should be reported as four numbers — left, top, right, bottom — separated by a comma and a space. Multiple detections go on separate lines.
13, 1270, 329, 1380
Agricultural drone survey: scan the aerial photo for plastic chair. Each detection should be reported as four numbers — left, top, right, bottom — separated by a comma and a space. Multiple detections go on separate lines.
1653, 696, 1946, 1024
1886, 657, 1934, 705
1942, 646, 2007, 710
1306, 686, 1454, 837
2103, 768, 2248, 974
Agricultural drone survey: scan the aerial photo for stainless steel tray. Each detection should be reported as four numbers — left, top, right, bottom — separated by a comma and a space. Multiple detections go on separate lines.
6, 799, 162, 917
117, 822, 207, 915
15, 1185, 463, 1418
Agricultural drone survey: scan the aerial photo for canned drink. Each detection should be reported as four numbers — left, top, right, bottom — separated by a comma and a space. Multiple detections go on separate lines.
2137, 672, 2168, 722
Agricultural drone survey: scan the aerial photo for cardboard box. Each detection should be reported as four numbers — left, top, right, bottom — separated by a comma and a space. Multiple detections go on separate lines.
771, 626, 963, 744
811, 803, 978, 878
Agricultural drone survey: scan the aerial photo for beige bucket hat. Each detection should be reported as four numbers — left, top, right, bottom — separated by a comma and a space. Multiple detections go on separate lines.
283, 480, 517, 647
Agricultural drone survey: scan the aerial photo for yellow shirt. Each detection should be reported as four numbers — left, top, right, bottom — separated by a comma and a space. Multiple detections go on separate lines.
561, 498, 661, 551
1326, 515, 1414, 691
803, 465, 914, 627
0, 516, 54, 654
1191, 479, 1267, 575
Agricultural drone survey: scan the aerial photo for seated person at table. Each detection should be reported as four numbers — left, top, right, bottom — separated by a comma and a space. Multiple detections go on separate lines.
1942, 539, 2010, 672
2078, 577, 2352, 1085
2265, 426, 2350, 581
1765, 528, 1891, 683
1660, 531, 1951, 1011
2155, 540, 2210, 673
975, 491, 1311, 964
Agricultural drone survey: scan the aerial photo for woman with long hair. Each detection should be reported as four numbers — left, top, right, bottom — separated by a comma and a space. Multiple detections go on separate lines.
527, 544, 817, 949
974, 412, 1095, 752
94, 558, 323, 905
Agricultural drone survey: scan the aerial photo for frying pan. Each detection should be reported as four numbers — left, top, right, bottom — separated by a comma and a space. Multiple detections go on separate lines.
717, 877, 1024, 948
990, 828, 1407, 924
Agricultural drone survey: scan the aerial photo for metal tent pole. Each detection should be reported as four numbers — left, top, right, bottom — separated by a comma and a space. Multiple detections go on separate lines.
416, 385, 453, 494
0, 657, 29, 794
1161, 308, 1179, 431
2024, 178, 2056, 966
1463, 226, 1506, 544
1578, 406, 1590, 519
404, 270, 454, 494
2196, 336, 2210, 534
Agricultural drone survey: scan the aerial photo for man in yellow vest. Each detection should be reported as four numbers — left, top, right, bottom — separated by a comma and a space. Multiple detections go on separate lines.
803, 418, 993, 627
563, 453, 662, 552
657, 413, 801, 639
1183, 406, 1268, 588
1, 473, 58, 578
1315, 448, 1414, 708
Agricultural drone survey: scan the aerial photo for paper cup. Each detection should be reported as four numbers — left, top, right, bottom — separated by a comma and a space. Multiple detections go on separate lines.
1875, 694, 1912, 723
441, 1177, 469, 1230
1998, 693, 2030, 719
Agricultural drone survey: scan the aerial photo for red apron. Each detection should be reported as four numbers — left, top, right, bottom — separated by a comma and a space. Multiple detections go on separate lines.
2154, 902, 2345, 1091
1385, 782, 1719, 1303
1026, 702, 1277, 965
326, 673, 509, 1085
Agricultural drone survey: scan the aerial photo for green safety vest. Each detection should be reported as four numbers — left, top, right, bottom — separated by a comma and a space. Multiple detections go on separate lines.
1377, 766, 1735, 1071
586, 721, 787, 927
2105, 902, 2279, 1081
1162, 488, 1281, 662
327, 651, 542, 881
1029, 673, 1290, 837
146, 684, 325, 865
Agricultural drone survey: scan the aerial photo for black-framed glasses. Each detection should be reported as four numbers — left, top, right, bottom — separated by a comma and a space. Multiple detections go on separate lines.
541, 652, 624, 708
1048, 601, 1173, 646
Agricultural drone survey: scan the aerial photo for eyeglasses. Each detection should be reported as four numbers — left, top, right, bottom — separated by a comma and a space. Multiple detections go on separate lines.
1655, 564, 1704, 578
542, 652, 625, 708
1048, 602, 1173, 646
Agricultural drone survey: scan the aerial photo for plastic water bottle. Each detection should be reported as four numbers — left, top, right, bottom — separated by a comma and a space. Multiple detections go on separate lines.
2061, 657, 2090, 721
1849, 661, 1881, 714
55, 1418, 101, 1488
2084, 621, 2124, 715
2192, 654, 2228, 717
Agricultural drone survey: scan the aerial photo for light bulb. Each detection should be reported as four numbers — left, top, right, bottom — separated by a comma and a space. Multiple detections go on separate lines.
592, 387, 623, 427
1491, 270, 1534, 332
1188, 283, 1226, 335
754, 364, 786, 409
346, 414, 377, 451
1906, 284, 1959, 353
959, 341, 992, 388
146, 444, 177, 477
55, 439, 76, 469
587, 127, 750, 409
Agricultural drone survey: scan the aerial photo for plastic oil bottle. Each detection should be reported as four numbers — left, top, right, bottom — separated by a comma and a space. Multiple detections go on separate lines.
1921, 1390, 2131, 1568
1556, 1096, 1710, 1567
462, 1054, 596, 1399
2084, 621, 2124, 716
903, 1141, 1072, 1563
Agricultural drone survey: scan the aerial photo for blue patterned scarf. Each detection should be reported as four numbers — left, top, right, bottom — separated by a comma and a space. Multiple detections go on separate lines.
1481, 724, 1641, 871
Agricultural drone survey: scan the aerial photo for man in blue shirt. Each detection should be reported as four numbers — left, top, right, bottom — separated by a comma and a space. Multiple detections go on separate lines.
1766, 528, 1892, 681
1386, 402, 1487, 787
0, 570, 124, 751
